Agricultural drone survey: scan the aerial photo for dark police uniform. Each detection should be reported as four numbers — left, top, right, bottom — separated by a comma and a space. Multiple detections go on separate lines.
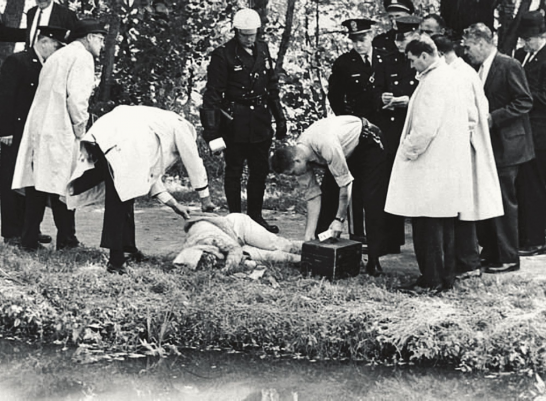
0, 49, 43, 241
202, 36, 284, 232
374, 49, 418, 251
327, 47, 387, 243
372, 29, 398, 53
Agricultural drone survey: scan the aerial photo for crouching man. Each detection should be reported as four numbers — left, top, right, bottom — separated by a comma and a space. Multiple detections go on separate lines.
270, 115, 389, 276
68, 105, 216, 274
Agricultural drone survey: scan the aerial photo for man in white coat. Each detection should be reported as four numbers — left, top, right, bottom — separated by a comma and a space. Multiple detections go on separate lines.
67, 105, 216, 274
12, 19, 107, 251
385, 37, 473, 293
432, 35, 504, 279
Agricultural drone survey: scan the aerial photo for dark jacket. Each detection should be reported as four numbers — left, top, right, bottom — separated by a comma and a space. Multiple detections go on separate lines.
515, 46, 546, 150
0, 48, 41, 179
484, 52, 534, 166
328, 48, 385, 122
202, 37, 281, 143
26, 3, 78, 47
373, 51, 418, 155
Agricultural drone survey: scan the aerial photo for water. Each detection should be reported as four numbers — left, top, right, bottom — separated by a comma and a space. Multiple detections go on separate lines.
0, 340, 537, 401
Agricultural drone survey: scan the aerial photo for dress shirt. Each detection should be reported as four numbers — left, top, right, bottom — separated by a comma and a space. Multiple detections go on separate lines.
479, 48, 497, 83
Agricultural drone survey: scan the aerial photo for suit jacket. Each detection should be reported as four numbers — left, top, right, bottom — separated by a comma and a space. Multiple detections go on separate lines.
0, 49, 41, 170
484, 52, 534, 167
26, 3, 78, 46
515, 46, 546, 150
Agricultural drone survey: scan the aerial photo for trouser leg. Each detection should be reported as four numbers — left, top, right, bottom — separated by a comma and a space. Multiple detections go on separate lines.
21, 186, 47, 250
455, 219, 480, 273
517, 156, 546, 247
478, 165, 519, 264
223, 142, 245, 213
0, 179, 25, 239
99, 157, 136, 264
246, 139, 272, 219
349, 144, 389, 259
50, 194, 78, 249
412, 217, 456, 288
348, 178, 366, 239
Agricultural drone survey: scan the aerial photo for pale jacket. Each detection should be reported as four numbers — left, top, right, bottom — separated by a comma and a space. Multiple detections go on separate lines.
12, 41, 95, 196
451, 57, 503, 221
385, 58, 473, 217
67, 106, 209, 209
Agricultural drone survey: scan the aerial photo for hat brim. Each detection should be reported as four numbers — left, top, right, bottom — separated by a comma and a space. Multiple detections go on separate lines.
348, 29, 373, 36
517, 27, 546, 39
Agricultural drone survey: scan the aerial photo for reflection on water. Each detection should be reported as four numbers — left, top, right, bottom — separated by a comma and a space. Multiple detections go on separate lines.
0, 340, 535, 401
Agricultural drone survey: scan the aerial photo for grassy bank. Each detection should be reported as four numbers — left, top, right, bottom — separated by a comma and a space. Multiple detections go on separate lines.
1, 243, 545, 374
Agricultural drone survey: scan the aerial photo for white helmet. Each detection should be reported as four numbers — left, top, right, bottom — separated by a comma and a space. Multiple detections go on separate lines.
233, 8, 261, 30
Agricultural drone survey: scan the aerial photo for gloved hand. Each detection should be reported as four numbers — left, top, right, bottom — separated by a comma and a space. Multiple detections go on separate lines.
275, 120, 287, 140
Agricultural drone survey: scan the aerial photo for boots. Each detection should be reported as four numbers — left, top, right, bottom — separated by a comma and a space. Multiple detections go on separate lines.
365, 256, 382, 277
250, 215, 280, 234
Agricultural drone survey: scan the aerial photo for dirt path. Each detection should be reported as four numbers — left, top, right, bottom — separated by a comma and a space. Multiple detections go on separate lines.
39, 204, 546, 280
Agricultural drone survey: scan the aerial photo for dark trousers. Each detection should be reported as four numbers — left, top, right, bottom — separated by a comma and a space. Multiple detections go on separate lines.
478, 165, 520, 264
316, 142, 388, 259
412, 217, 456, 288
0, 147, 25, 239
21, 186, 77, 250
347, 182, 366, 239
224, 139, 272, 218
384, 153, 406, 248
455, 220, 480, 273
100, 155, 136, 266
516, 151, 546, 247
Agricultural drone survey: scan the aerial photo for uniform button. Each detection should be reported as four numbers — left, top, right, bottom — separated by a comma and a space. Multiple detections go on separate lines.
250, 105, 254, 110
410, 80, 415, 85
355, 80, 359, 83
30, 83, 34, 86
394, 81, 399, 85
17, 118, 21, 121
391, 117, 395, 121
250, 89, 254, 93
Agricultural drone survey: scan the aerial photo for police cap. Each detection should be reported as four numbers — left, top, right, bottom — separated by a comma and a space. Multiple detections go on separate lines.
384, 0, 415, 14
342, 19, 376, 37
37, 26, 69, 44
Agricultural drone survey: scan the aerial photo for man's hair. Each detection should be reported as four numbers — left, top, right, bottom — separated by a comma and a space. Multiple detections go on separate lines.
463, 23, 494, 44
270, 146, 297, 174
405, 37, 437, 57
423, 13, 446, 29
432, 34, 454, 54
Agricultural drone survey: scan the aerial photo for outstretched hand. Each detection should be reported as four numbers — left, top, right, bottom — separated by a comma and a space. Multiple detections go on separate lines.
172, 203, 191, 219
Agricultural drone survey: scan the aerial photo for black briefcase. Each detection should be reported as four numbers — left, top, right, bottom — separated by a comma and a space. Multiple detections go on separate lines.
301, 238, 362, 279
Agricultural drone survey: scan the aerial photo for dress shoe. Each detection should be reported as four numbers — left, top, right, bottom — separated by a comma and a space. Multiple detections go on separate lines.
365, 258, 382, 277
37, 234, 52, 244
107, 263, 128, 275
250, 216, 279, 234
56, 240, 81, 251
480, 258, 495, 268
455, 268, 482, 280
518, 245, 546, 257
484, 262, 520, 274
21, 243, 47, 252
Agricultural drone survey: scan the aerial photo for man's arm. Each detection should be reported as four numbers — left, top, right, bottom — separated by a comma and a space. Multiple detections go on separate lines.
328, 182, 351, 237
489, 59, 533, 128
304, 195, 321, 241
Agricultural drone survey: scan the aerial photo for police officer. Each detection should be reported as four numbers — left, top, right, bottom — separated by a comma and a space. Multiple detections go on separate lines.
200, 8, 286, 234
327, 18, 385, 245
373, 0, 415, 53
374, 15, 421, 253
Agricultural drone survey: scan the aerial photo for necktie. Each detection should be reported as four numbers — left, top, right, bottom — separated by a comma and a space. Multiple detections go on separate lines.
30, 9, 43, 47
364, 54, 370, 68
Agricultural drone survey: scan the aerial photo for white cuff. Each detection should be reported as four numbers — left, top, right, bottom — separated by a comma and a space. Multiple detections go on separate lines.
156, 191, 175, 204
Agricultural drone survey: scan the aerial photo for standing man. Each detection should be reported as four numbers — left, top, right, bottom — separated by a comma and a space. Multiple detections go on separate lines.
26, 0, 78, 48
373, 0, 415, 53
374, 15, 421, 254
433, 34, 504, 279
68, 106, 216, 275
328, 18, 384, 244
0, 26, 67, 246
463, 23, 534, 273
201, 8, 286, 234
514, 11, 546, 257
385, 38, 472, 293
13, 19, 107, 251
270, 116, 388, 276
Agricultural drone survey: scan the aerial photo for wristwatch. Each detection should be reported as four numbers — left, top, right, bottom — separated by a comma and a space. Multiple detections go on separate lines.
334, 216, 345, 223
